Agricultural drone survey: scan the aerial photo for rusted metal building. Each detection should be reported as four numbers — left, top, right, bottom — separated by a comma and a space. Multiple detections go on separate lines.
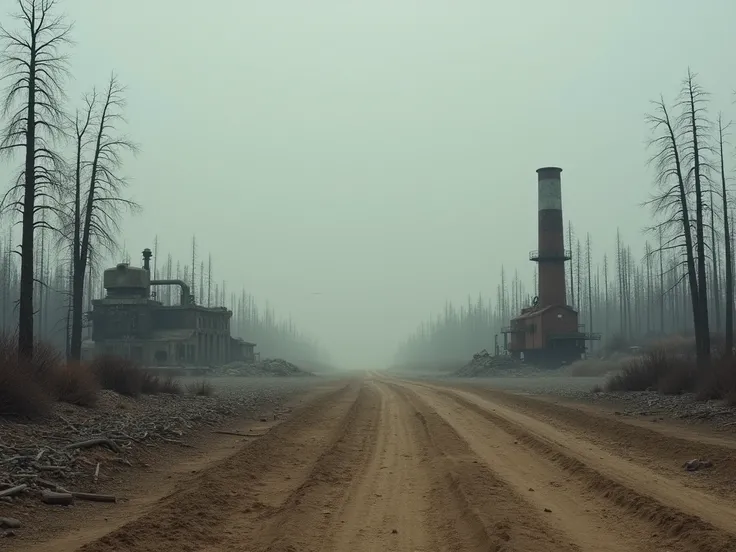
89, 248, 256, 366
503, 167, 600, 365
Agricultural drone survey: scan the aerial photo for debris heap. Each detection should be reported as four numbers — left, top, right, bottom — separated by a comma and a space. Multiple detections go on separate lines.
216, 358, 314, 378
0, 386, 292, 510
454, 350, 524, 377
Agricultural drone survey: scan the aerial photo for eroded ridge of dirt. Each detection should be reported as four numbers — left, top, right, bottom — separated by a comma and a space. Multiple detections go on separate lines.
407, 380, 736, 552
11, 373, 736, 552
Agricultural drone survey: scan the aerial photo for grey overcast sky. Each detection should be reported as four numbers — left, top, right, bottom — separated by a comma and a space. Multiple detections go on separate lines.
29, 1, 736, 367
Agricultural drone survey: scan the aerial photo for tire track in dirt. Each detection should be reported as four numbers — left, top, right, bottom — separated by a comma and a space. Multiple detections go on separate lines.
415, 382, 736, 552
221, 381, 384, 551
325, 379, 434, 551
450, 384, 736, 497
384, 380, 580, 552
74, 381, 363, 552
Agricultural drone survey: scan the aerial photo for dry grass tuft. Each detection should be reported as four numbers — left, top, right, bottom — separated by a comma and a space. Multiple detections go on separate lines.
186, 379, 214, 397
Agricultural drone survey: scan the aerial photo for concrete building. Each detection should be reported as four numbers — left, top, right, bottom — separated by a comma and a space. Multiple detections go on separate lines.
89, 248, 256, 366
502, 167, 600, 365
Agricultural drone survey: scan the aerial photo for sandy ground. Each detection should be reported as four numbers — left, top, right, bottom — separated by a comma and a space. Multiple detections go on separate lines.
7, 373, 736, 552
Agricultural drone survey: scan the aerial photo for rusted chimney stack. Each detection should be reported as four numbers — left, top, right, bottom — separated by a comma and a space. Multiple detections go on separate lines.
534, 167, 568, 307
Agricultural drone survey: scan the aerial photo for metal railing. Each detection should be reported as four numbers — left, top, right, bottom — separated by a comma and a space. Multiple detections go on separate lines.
529, 249, 572, 262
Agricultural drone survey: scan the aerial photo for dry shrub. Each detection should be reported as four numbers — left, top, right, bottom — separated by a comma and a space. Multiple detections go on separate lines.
91, 355, 144, 397
91, 355, 182, 396
186, 379, 214, 397
0, 356, 51, 418
604, 347, 736, 401
0, 333, 59, 417
568, 356, 630, 377
52, 362, 99, 407
695, 357, 736, 401
645, 334, 697, 357
605, 349, 675, 392
159, 376, 183, 395
655, 356, 696, 395
141, 372, 182, 395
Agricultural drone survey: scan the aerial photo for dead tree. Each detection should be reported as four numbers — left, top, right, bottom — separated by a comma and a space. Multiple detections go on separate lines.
65, 75, 138, 361
679, 69, 712, 362
717, 114, 733, 356
585, 233, 593, 346
207, 253, 212, 307
567, 222, 575, 307
0, 0, 72, 357
709, 186, 721, 333
190, 235, 196, 303
646, 93, 703, 365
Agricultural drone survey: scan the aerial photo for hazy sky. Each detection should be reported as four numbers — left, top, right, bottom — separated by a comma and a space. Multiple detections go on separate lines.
16, 0, 736, 367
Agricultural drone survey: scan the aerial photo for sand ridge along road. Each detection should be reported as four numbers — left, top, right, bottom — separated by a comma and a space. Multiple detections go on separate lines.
16, 373, 736, 552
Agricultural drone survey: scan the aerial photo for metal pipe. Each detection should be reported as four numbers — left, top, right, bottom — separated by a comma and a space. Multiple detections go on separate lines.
151, 279, 192, 306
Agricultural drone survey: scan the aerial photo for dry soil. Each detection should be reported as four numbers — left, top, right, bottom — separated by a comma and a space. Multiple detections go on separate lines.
9, 373, 736, 552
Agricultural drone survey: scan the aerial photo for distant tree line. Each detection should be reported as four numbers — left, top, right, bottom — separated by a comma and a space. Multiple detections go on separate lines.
396, 69, 735, 369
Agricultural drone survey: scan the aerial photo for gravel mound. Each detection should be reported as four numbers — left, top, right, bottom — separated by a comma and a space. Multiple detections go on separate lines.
454, 350, 535, 377
215, 358, 314, 377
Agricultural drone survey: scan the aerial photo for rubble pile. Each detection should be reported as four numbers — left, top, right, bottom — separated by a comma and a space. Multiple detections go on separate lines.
0, 385, 295, 511
216, 358, 314, 377
454, 349, 527, 377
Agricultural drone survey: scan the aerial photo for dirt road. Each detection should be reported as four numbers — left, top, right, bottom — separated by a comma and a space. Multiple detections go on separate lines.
15, 374, 736, 552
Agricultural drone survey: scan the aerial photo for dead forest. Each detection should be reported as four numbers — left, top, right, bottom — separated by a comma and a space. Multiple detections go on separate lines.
396, 70, 735, 370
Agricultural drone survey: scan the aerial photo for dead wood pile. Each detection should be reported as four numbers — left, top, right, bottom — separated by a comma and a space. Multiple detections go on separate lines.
0, 386, 289, 509
215, 358, 314, 377
454, 350, 526, 377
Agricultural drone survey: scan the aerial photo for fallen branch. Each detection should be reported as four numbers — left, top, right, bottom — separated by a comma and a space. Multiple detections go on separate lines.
72, 492, 116, 503
0, 518, 21, 529
0, 485, 27, 498
65, 438, 122, 454
41, 490, 74, 506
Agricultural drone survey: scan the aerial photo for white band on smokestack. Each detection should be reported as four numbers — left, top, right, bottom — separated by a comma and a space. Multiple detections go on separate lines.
538, 178, 562, 211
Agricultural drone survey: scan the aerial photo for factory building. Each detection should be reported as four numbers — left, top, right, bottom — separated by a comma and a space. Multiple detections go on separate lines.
89, 248, 256, 366
502, 167, 600, 365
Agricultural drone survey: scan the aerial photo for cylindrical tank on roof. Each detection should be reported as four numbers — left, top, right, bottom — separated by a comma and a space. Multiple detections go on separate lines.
103, 263, 151, 298
536, 166, 568, 307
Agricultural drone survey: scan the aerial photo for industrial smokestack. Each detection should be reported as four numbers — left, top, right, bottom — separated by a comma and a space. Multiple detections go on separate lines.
142, 248, 152, 272
535, 167, 568, 307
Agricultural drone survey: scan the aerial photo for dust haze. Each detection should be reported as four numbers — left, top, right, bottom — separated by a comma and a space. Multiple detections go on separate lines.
22, 0, 736, 368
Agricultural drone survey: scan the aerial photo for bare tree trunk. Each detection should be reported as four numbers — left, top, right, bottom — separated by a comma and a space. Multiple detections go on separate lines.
647, 95, 702, 361
0, 1, 72, 358
718, 115, 733, 356
682, 70, 711, 363
709, 187, 721, 334
207, 254, 212, 307
568, 222, 575, 308
603, 254, 609, 338
586, 233, 593, 345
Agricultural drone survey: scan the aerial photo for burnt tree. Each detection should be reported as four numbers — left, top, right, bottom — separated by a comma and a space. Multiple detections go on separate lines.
66, 75, 138, 361
717, 114, 733, 356
0, 0, 71, 357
